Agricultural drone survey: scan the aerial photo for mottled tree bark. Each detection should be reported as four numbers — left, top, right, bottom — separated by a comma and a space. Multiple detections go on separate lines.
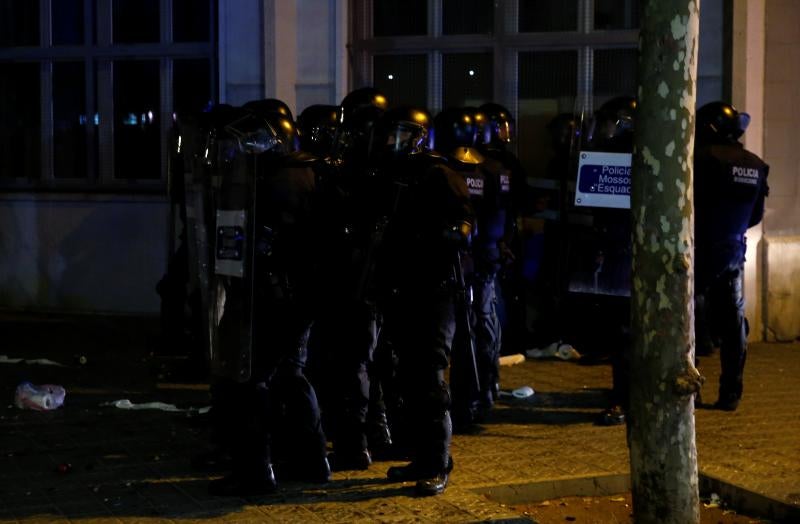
629, 1, 703, 523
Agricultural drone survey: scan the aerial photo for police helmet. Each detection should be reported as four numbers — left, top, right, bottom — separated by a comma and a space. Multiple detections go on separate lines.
696, 101, 750, 144
464, 107, 488, 146
297, 104, 340, 157
340, 87, 389, 125
478, 103, 515, 146
333, 106, 384, 163
371, 106, 432, 159
226, 107, 298, 155
433, 107, 480, 153
588, 96, 636, 151
243, 98, 294, 122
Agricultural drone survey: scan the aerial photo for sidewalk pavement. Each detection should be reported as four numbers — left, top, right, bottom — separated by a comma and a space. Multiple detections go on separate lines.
0, 315, 798, 523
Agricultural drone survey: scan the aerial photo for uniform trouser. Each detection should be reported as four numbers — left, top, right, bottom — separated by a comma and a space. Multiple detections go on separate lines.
697, 266, 747, 400
451, 272, 501, 423
314, 299, 379, 456
213, 306, 327, 478
473, 273, 502, 402
387, 285, 455, 473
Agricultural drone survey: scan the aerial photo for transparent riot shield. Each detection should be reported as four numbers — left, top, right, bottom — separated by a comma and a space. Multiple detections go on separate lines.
562, 96, 634, 299
180, 112, 217, 372
210, 110, 281, 382
210, 148, 256, 382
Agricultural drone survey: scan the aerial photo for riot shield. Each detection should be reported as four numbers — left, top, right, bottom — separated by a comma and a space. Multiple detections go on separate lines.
562, 97, 634, 299
181, 111, 219, 373
181, 107, 265, 382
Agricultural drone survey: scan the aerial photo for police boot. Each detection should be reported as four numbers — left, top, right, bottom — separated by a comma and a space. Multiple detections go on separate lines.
387, 455, 454, 482
208, 461, 277, 496
713, 389, 740, 411
415, 470, 449, 497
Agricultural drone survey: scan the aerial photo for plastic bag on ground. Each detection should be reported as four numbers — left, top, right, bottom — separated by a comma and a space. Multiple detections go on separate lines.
14, 382, 66, 411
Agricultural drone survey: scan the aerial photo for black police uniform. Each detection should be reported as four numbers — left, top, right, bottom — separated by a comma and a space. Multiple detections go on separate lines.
210, 150, 331, 495
376, 151, 474, 495
694, 140, 768, 410
310, 94, 388, 470
475, 153, 516, 402
443, 149, 491, 428
312, 160, 383, 469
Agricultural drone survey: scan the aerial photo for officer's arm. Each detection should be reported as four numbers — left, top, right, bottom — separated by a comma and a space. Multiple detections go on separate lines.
748, 164, 769, 228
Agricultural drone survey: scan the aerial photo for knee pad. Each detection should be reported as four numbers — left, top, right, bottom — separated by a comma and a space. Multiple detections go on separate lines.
420, 379, 451, 417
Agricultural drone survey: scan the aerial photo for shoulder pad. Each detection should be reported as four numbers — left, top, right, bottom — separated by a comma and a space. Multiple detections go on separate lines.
451, 147, 485, 165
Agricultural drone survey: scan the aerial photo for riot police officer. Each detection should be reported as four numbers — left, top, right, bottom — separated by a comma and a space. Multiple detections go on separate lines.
432, 107, 500, 431
694, 101, 768, 411
204, 105, 330, 496
474, 104, 524, 379
372, 106, 474, 496
311, 88, 389, 471
569, 96, 636, 426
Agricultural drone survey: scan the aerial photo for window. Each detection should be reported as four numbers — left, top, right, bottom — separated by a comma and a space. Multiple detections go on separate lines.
443, 0, 493, 35
351, 0, 638, 180
442, 53, 493, 108
373, 0, 427, 37
0, 0, 217, 190
374, 54, 429, 108
519, 0, 579, 33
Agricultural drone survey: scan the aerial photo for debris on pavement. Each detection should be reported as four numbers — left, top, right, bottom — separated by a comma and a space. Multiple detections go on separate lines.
102, 398, 210, 414
1, 355, 66, 367
14, 382, 66, 410
498, 385, 535, 399
525, 342, 581, 361
498, 354, 526, 366
704, 492, 722, 508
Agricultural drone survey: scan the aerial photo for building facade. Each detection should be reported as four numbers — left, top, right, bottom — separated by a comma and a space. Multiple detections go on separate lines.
0, 0, 796, 341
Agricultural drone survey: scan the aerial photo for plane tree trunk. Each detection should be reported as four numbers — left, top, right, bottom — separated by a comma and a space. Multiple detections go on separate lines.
629, 1, 703, 522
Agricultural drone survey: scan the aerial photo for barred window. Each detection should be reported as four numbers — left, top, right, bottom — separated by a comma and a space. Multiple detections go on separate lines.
350, 0, 638, 179
0, 0, 217, 190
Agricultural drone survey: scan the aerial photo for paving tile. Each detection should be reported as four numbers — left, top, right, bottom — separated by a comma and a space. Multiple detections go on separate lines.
2, 322, 799, 523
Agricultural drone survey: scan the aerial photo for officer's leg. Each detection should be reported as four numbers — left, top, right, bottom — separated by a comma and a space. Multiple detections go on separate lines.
192, 378, 236, 472
328, 301, 377, 470
387, 291, 454, 496
271, 322, 332, 483
209, 380, 277, 495
695, 292, 715, 356
713, 268, 747, 410
366, 319, 397, 460
372, 315, 410, 459
598, 297, 630, 426
474, 273, 501, 410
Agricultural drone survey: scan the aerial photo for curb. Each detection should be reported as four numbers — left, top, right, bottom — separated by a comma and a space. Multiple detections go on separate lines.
478, 472, 800, 522
699, 472, 800, 523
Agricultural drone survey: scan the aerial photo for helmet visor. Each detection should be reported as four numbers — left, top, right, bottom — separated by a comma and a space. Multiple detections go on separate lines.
385, 122, 428, 154
496, 120, 514, 143
225, 114, 282, 154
